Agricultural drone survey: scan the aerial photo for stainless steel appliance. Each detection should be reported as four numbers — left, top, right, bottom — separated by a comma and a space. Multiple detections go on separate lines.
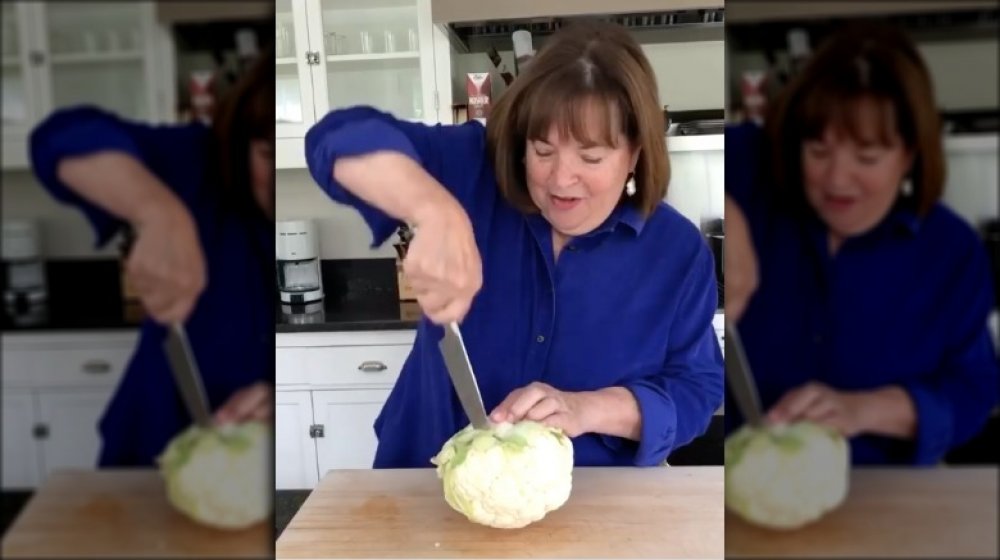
276, 219, 323, 304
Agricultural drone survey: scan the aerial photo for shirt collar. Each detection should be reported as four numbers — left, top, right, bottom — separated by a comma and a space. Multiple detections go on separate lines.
580, 202, 647, 239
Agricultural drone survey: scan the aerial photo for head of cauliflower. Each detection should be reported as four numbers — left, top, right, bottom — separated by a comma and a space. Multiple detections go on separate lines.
430, 420, 574, 529
157, 421, 272, 530
725, 420, 850, 530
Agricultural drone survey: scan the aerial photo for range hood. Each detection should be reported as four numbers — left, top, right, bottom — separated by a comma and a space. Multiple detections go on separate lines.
156, 1, 272, 25
432, 0, 722, 24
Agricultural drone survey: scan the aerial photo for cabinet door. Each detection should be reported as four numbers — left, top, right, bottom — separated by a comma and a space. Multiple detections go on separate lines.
307, 0, 435, 124
1, 391, 41, 489
276, 0, 318, 138
276, 390, 320, 489
36, 389, 111, 478
1, 2, 35, 132
35, 1, 157, 121
312, 389, 390, 474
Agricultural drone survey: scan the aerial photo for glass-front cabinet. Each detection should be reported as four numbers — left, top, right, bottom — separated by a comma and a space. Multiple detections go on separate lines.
275, 0, 436, 167
1, 1, 165, 169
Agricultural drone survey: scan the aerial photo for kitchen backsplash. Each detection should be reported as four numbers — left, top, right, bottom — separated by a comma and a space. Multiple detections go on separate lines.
275, 169, 397, 260
1, 170, 120, 258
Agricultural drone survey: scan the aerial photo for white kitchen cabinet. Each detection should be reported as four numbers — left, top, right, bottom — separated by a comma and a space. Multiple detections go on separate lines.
275, 390, 320, 490
1, 1, 170, 169
275, 329, 416, 489
36, 390, 112, 479
313, 389, 391, 473
2, 391, 41, 489
276, 0, 438, 168
0, 330, 137, 490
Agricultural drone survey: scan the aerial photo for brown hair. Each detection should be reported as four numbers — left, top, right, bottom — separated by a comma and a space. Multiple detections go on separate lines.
765, 21, 944, 217
487, 20, 668, 217
205, 42, 274, 215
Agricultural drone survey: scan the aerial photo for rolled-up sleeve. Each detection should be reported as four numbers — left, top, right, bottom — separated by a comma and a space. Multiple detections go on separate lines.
604, 242, 725, 466
900, 241, 999, 465
29, 106, 146, 247
304, 105, 488, 248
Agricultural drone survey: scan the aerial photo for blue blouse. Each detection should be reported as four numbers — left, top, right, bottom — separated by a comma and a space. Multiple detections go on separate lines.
306, 106, 724, 468
30, 106, 274, 467
725, 122, 999, 465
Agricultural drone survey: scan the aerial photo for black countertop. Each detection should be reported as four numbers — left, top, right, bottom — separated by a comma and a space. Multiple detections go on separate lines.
276, 259, 418, 333
1, 260, 140, 333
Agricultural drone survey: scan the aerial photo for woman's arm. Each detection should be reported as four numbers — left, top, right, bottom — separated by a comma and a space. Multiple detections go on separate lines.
307, 107, 488, 325
57, 151, 186, 228
31, 107, 206, 324
491, 243, 725, 466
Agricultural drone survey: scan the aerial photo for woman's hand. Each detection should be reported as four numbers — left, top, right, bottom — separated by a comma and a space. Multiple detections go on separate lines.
214, 381, 273, 426
127, 199, 207, 324
489, 382, 591, 437
767, 381, 869, 438
767, 382, 917, 439
724, 196, 759, 324
404, 195, 483, 325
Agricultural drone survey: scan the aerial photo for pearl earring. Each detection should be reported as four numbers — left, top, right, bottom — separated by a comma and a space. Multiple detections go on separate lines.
901, 178, 913, 197
625, 173, 637, 197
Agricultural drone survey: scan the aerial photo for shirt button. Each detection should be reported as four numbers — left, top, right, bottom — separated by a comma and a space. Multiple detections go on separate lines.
536, 335, 546, 343
813, 334, 823, 343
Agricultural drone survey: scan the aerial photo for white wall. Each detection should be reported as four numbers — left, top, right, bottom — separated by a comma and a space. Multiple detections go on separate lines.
275, 169, 397, 260
451, 41, 725, 113
1, 170, 119, 258
729, 38, 999, 112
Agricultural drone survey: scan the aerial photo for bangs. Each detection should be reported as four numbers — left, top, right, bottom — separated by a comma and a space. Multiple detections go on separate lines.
799, 91, 900, 147
518, 63, 632, 148
795, 53, 910, 148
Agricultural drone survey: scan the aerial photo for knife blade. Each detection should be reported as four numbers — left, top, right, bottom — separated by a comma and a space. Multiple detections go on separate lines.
438, 322, 490, 429
164, 323, 213, 427
725, 322, 765, 427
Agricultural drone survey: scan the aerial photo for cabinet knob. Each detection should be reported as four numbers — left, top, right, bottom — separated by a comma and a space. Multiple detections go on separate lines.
32, 423, 49, 439
358, 360, 388, 373
28, 50, 44, 65
82, 360, 111, 374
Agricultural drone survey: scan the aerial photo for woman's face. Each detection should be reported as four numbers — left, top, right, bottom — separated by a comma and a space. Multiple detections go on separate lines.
250, 139, 274, 219
524, 103, 639, 237
802, 105, 914, 240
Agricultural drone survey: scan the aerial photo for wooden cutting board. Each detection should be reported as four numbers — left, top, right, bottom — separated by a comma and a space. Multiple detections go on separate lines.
276, 466, 724, 559
1, 469, 271, 558
726, 466, 999, 558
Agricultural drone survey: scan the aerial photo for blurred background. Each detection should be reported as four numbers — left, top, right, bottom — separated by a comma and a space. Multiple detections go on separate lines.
724, 1, 999, 558
0, 0, 270, 543
724, 0, 999, 464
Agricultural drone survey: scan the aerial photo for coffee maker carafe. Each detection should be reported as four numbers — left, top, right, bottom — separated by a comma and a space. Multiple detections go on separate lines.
276, 219, 323, 304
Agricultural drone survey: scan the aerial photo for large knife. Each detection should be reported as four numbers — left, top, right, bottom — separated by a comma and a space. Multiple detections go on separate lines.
164, 323, 213, 427
438, 322, 490, 429
725, 322, 765, 427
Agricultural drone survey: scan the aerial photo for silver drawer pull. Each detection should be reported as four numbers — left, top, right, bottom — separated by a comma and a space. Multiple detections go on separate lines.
82, 360, 111, 374
358, 361, 388, 373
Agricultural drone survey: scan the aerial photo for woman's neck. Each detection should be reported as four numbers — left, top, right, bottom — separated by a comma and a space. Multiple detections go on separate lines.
552, 230, 571, 260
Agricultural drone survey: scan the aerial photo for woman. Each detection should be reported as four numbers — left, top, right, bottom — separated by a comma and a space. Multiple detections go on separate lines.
28, 47, 275, 467
724, 22, 998, 465
306, 21, 723, 468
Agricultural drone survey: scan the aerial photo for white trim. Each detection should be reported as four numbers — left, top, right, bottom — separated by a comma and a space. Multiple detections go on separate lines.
944, 133, 998, 154
276, 329, 416, 348
667, 134, 723, 152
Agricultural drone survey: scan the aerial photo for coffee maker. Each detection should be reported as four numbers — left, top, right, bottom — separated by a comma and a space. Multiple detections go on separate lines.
2, 220, 48, 322
276, 219, 323, 304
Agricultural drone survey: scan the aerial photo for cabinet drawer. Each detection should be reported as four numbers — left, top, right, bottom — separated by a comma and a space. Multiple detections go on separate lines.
277, 344, 412, 389
4, 347, 133, 388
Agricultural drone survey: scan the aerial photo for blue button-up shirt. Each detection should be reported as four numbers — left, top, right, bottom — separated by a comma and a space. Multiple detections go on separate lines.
725, 122, 999, 465
306, 106, 723, 468
30, 106, 274, 467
